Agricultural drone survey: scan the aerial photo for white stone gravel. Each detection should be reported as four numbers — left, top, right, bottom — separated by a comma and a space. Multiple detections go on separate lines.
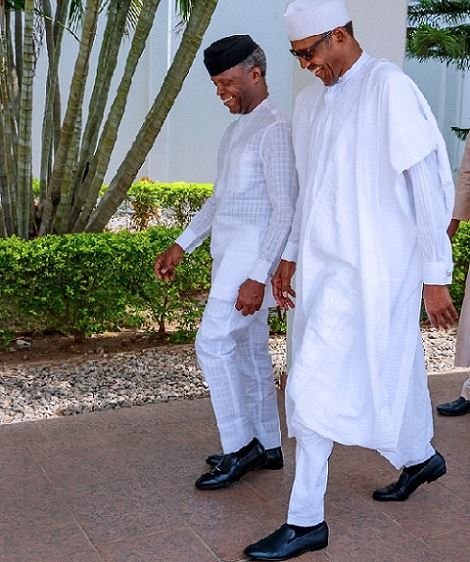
0, 327, 461, 424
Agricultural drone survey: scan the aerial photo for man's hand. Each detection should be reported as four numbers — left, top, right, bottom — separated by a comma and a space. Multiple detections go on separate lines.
272, 260, 296, 310
423, 285, 458, 329
235, 279, 266, 316
447, 218, 460, 240
154, 244, 184, 282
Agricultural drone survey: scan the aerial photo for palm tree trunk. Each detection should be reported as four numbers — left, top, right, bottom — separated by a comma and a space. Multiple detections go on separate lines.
0, 204, 7, 237
54, 89, 84, 233
86, 0, 218, 232
16, 0, 35, 239
74, 0, 132, 200
0, 106, 15, 236
0, 78, 17, 235
39, 0, 100, 235
72, 0, 162, 232
39, 0, 69, 206
4, 10, 20, 131
0, 5, 17, 235
14, 8, 22, 90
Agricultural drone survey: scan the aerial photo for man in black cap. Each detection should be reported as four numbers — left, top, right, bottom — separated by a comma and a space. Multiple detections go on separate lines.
155, 35, 298, 489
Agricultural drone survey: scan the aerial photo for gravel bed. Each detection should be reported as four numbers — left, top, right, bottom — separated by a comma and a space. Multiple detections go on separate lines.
0, 327, 462, 425
106, 201, 178, 231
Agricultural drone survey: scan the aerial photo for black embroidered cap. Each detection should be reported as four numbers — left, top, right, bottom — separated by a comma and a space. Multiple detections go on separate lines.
204, 35, 259, 77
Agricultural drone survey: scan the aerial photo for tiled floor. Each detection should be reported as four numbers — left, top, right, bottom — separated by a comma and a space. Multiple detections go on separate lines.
1, 371, 469, 562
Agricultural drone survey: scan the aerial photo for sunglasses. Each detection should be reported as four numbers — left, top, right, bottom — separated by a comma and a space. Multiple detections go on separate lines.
289, 30, 333, 61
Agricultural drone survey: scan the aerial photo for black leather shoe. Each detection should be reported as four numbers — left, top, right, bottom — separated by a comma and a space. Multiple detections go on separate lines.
244, 522, 329, 561
436, 396, 470, 416
195, 438, 266, 490
373, 452, 446, 501
206, 446, 283, 470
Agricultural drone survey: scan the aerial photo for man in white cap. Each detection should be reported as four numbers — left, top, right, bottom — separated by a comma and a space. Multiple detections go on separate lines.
244, 1, 457, 559
155, 36, 298, 490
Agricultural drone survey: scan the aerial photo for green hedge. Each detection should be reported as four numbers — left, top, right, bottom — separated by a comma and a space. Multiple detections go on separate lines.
451, 221, 470, 309
127, 180, 213, 229
0, 221, 467, 343
0, 228, 211, 339
33, 179, 214, 230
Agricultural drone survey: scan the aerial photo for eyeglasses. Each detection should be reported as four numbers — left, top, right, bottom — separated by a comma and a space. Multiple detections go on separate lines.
289, 30, 333, 61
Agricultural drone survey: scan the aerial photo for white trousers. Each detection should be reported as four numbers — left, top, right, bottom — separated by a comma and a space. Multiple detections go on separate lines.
461, 376, 470, 401
195, 298, 281, 454
287, 423, 435, 526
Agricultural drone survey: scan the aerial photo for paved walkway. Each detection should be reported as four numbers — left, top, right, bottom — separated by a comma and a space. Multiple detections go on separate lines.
1, 371, 469, 562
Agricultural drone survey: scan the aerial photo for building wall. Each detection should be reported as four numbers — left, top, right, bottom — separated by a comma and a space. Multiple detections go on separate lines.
32, 0, 408, 183
403, 1, 470, 175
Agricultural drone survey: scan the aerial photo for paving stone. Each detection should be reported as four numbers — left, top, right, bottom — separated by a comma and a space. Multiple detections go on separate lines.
0, 373, 467, 562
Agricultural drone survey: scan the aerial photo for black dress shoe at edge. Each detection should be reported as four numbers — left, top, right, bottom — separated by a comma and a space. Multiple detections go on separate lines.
206, 446, 283, 470
195, 437, 266, 490
373, 451, 446, 502
436, 396, 470, 416
244, 522, 329, 561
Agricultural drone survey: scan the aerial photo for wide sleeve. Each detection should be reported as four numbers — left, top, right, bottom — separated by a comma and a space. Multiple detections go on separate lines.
280, 93, 311, 264
405, 150, 454, 285
248, 122, 298, 283
281, 186, 303, 263
382, 69, 438, 174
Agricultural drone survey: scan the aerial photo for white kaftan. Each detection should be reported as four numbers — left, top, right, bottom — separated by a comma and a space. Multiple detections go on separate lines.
283, 53, 454, 467
176, 97, 298, 453
177, 97, 298, 305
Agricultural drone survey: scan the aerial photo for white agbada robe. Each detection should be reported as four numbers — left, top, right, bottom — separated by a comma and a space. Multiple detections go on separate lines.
283, 53, 454, 467
177, 97, 298, 452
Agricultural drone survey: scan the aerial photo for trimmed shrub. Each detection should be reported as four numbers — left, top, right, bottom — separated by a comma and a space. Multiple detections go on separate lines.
128, 180, 213, 229
0, 228, 211, 338
451, 221, 470, 309
0, 214, 467, 341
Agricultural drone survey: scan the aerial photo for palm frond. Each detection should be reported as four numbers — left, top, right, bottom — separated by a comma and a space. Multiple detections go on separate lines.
69, 0, 141, 36
175, 0, 193, 24
67, 0, 84, 32
452, 127, 470, 140
5, 0, 25, 9
409, 1, 470, 26
124, 0, 143, 35
407, 24, 470, 69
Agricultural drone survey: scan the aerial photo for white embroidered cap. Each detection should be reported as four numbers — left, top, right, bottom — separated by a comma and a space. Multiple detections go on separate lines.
284, 0, 351, 41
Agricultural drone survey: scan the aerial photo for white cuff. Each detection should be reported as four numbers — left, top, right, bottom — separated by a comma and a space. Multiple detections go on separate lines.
423, 261, 453, 285
249, 259, 272, 285
175, 228, 198, 253
281, 241, 298, 263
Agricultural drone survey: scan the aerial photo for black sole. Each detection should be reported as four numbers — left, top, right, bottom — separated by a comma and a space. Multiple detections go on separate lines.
373, 466, 447, 502
246, 541, 329, 561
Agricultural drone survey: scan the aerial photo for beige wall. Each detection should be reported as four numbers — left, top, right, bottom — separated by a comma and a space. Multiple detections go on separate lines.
31, 0, 409, 183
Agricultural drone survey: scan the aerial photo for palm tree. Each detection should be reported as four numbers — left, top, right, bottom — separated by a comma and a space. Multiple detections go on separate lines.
0, 0, 218, 238
407, 0, 470, 140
